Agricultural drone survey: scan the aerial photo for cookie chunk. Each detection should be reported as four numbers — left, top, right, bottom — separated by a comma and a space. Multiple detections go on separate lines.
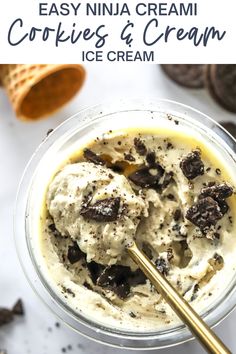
80, 197, 120, 222
186, 197, 223, 232
180, 150, 204, 180
161, 64, 205, 88
83, 148, 105, 166
128, 165, 164, 188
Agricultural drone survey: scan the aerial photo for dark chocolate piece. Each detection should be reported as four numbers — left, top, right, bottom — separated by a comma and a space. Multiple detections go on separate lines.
67, 242, 85, 264
134, 138, 147, 156
12, 299, 24, 316
186, 197, 223, 232
155, 257, 169, 276
80, 197, 120, 222
180, 150, 204, 180
83, 148, 105, 166
128, 165, 164, 188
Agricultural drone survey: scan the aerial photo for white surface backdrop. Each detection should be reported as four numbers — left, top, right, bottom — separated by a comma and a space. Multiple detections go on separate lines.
0, 64, 235, 354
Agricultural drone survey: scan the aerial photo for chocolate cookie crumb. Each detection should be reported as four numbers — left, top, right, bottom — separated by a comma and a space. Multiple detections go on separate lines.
12, 299, 24, 316
174, 209, 182, 221
0, 309, 14, 327
80, 197, 120, 222
155, 258, 169, 276
128, 165, 164, 188
186, 197, 223, 232
134, 138, 147, 156
200, 183, 233, 202
146, 151, 156, 166
124, 153, 135, 162
129, 311, 136, 318
180, 150, 204, 180
83, 148, 105, 166
67, 242, 85, 264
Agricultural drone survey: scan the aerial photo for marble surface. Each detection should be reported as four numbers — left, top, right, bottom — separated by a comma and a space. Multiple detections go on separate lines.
0, 64, 235, 354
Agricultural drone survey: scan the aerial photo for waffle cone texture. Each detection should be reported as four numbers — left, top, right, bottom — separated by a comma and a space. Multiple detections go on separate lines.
0, 64, 86, 121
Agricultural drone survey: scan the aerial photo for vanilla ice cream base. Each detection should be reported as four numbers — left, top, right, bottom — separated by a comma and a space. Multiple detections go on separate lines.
28, 115, 236, 332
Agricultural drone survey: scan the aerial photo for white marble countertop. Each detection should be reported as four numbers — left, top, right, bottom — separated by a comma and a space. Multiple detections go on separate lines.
0, 64, 235, 354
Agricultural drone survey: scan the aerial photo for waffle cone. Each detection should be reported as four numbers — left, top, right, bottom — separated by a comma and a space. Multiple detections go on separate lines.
0, 64, 86, 121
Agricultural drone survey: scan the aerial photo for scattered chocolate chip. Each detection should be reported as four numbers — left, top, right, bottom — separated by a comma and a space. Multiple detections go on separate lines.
166, 142, 174, 150
186, 197, 223, 232
0, 309, 13, 327
190, 284, 199, 302
200, 183, 233, 202
134, 138, 147, 156
67, 242, 85, 264
174, 209, 182, 221
155, 258, 169, 276
166, 193, 175, 201
215, 168, 221, 175
80, 197, 120, 222
12, 299, 24, 316
47, 128, 54, 136
180, 150, 204, 180
129, 311, 136, 318
146, 151, 156, 166
83, 148, 105, 166
124, 153, 135, 162
128, 165, 164, 188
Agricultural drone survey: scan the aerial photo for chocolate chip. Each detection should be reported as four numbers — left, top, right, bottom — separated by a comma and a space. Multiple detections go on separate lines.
128, 165, 164, 188
134, 138, 147, 156
87, 262, 105, 284
200, 183, 233, 202
129, 311, 136, 318
124, 153, 135, 162
12, 299, 24, 316
146, 151, 156, 166
80, 197, 120, 222
67, 242, 85, 264
83, 148, 105, 166
186, 197, 223, 232
174, 209, 182, 221
180, 150, 204, 180
0, 309, 13, 327
155, 258, 169, 276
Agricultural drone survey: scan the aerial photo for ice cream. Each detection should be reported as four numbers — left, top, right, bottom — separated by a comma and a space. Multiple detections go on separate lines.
40, 128, 236, 331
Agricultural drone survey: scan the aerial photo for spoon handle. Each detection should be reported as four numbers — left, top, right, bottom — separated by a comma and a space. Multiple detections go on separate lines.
127, 242, 231, 354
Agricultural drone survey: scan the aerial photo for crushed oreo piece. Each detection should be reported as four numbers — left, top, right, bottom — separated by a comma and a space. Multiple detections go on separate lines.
134, 138, 147, 156
124, 153, 135, 162
146, 151, 156, 166
87, 262, 105, 284
180, 150, 204, 180
12, 299, 24, 316
218, 200, 229, 215
128, 269, 147, 287
128, 165, 164, 188
80, 197, 120, 222
200, 183, 233, 202
186, 197, 223, 232
83, 148, 105, 166
48, 223, 61, 237
109, 163, 124, 173
67, 242, 85, 264
174, 209, 182, 221
97, 265, 130, 299
155, 257, 169, 276
0, 309, 13, 327
190, 284, 199, 302
161, 172, 174, 189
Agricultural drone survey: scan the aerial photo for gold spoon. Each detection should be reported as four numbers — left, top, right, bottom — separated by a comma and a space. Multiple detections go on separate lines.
127, 242, 231, 354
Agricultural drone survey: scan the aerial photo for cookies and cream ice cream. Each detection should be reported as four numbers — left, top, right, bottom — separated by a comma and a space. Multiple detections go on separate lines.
40, 127, 236, 331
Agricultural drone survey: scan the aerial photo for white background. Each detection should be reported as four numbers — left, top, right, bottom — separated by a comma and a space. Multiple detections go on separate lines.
0, 63, 236, 353
0, 0, 236, 63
